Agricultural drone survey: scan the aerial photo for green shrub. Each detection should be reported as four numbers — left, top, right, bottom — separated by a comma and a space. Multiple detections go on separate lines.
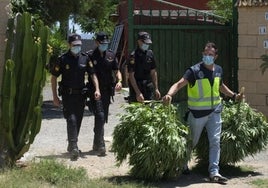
195, 101, 268, 164
112, 103, 191, 180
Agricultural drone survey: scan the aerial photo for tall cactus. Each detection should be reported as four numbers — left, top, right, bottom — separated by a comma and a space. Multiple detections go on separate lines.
0, 12, 50, 167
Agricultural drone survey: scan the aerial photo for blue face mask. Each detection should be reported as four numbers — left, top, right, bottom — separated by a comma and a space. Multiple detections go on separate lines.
202, 55, 214, 65
98, 44, 109, 52
70, 46, 81, 55
140, 43, 149, 51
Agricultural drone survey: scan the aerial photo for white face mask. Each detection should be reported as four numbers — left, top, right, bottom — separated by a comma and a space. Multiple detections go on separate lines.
202, 55, 214, 65
140, 43, 149, 51
98, 44, 109, 52
71, 46, 81, 55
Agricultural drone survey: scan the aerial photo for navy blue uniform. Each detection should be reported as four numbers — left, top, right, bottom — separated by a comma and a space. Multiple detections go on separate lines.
127, 48, 156, 102
87, 48, 119, 149
49, 50, 95, 150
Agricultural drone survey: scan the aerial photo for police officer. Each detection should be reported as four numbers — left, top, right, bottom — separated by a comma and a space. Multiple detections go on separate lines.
162, 42, 243, 182
86, 31, 122, 156
127, 31, 161, 103
49, 33, 101, 160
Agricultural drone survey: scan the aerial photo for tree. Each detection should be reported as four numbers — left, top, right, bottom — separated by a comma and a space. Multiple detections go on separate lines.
74, 0, 119, 35
10, 0, 119, 34
207, 0, 233, 22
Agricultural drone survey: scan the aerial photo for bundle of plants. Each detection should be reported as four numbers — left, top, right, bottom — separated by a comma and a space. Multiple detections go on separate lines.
195, 100, 268, 165
112, 102, 191, 180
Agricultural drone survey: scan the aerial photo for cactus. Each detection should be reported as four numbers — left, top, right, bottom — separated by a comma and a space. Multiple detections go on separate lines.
0, 12, 50, 167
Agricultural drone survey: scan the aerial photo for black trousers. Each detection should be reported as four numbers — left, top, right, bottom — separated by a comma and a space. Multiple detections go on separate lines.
90, 90, 111, 147
128, 80, 154, 103
62, 94, 85, 145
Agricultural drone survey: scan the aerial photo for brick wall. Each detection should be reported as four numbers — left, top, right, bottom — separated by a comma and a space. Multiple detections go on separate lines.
238, 6, 268, 116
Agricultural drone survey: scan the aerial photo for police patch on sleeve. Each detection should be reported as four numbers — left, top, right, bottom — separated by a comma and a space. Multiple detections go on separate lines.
54, 65, 60, 72
130, 58, 135, 64
88, 61, 93, 67
65, 64, 70, 70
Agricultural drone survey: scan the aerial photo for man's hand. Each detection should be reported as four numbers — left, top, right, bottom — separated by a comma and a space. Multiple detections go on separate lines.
94, 90, 101, 100
162, 94, 172, 105
155, 89, 161, 100
235, 87, 245, 102
53, 96, 61, 107
136, 93, 144, 103
115, 82, 122, 92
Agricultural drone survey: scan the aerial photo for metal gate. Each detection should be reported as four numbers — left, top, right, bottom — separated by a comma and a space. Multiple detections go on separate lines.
126, 0, 238, 103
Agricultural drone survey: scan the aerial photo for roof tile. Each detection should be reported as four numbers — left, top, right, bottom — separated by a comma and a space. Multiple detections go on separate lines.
236, 0, 268, 7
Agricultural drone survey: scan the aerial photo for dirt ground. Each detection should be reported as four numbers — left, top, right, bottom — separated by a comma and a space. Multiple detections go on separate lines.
20, 83, 268, 188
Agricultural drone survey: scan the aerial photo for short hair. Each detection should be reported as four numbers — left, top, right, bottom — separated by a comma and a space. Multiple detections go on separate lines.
204, 41, 218, 54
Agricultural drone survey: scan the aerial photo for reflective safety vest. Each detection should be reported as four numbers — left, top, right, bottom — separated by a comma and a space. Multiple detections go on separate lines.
187, 77, 221, 110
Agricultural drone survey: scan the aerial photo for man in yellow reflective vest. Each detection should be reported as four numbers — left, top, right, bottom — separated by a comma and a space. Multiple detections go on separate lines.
163, 42, 243, 183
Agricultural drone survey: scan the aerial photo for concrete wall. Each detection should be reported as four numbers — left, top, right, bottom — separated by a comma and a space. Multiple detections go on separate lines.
238, 6, 268, 116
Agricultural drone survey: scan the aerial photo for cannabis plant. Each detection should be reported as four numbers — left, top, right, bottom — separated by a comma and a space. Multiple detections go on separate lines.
112, 103, 191, 180
195, 100, 268, 165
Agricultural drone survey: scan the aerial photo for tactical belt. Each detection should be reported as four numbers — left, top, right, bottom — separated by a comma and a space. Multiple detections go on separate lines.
62, 87, 83, 95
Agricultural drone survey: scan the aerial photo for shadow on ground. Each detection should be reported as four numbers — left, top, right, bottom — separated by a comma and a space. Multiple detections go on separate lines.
106, 163, 262, 188
42, 100, 93, 119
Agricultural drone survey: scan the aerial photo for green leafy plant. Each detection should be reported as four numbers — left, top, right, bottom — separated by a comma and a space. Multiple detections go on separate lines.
112, 103, 191, 180
260, 54, 268, 74
195, 100, 268, 164
207, 0, 233, 23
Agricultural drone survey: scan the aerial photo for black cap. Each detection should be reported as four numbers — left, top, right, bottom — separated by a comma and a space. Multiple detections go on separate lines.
68, 33, 82, 45
138, 31, 152, 44
96, 31, 110, 44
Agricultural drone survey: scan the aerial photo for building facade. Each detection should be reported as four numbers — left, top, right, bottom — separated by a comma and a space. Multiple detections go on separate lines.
237, 0, 268, 116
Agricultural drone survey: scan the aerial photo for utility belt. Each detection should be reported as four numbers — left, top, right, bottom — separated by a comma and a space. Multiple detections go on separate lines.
137, 79, 153, 87
58, 82, 88, 96
61, 87, 83, 95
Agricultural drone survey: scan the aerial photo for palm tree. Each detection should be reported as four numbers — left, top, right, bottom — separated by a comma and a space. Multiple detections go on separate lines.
260, 54, 268, 74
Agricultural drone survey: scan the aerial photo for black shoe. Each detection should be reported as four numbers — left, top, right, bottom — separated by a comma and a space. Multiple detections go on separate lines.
70, 148, 79, 160
67, 145, 71, 152
92, 144, 98, 151
98, 146, 106, 156
92, 145, 106, 156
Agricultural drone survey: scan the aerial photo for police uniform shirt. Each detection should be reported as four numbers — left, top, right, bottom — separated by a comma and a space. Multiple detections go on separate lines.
50, 50, 95, 88
183, 62, 223, 118
90, 49, 119, 88
127, 47, 156, 81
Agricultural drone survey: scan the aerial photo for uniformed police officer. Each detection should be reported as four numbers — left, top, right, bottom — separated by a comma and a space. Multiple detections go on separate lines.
49, 33, 101, 160
127, 31, 161, 103
86, 31, 122, 156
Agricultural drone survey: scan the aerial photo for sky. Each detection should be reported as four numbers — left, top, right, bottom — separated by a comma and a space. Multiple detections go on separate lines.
69, 19, 94, 39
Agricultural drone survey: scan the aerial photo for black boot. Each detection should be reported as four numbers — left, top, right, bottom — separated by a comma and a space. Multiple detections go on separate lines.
68, 141, 79, 160
93, 135, 106, 156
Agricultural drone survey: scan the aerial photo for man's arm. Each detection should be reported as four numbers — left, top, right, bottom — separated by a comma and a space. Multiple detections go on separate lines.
150, 69, 161, 99
162, 77, 188, 104
115, 70, 122, 91
90, 73, 101, 100
220, 83, 244, 101
51, 75, 60, 107
128, 72, 144, 102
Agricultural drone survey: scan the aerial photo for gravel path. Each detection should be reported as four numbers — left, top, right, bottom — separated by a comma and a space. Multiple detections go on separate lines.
21, 83, 268, 187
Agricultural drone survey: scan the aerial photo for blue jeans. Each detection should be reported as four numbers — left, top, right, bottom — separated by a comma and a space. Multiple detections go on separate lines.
188, 104, 222, 176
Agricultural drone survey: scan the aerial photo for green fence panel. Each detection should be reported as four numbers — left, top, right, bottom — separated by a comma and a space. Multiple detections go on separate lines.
127, 0, 237, 104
